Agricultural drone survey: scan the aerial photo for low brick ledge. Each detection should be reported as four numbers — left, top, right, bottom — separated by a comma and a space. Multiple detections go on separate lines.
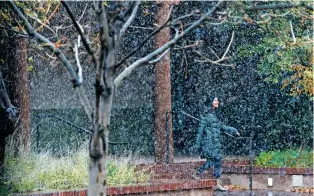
135, 159, 251, 172
136, 160, 313, 176
223, 166, 313, 175
15, 179, 216, 196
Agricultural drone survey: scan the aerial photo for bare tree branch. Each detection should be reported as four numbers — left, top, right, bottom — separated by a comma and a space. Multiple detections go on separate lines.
55, 24, 73, 34
207, 45, 220, 59
129, 25, 155, 30
205, 18, 226, 26
45, 52, 57, 61
193, 47, 235, 67
74, 37, 83, 83
114, 6, 174, 69
61, 1, 98, 68
170, 11, 199, 25
194, 58, 235, 67
289, 20, 296, 44
120, 1, 141, 39
8, 0, 93, 122
245, 3, 314, 11
0, 25, 29, 36
183, 45, 189, 78
173, 41, 202, 50
114, 0, 224, 87
27, 14, 59, 39
36, 2, 61, 32
193, 50, 228, 65
1, 35, 32, 39
148, 48, 171, 64
8, 0, 80, 87
193, 30, 234, 66
220, 31, 235, 61
76, 86, 93, 122
78, 4, 89, 22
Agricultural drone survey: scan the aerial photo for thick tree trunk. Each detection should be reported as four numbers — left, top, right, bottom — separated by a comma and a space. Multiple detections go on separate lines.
15, 39, 30, 151
88, 3, 117, 190
0, 36, 30, 166
154, 1, 173, 164
88, 87, 114, 196
6, 38, 30, 152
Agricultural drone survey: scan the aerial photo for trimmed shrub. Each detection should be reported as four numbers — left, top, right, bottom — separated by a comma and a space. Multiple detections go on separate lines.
255, 149, 313, 168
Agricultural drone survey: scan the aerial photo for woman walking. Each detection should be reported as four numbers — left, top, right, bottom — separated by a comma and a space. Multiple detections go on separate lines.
194, 95, 240, 191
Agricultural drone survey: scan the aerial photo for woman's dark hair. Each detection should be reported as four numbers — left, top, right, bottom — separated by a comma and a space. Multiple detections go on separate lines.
203, 94, 218, 114
204, 95, 218, 108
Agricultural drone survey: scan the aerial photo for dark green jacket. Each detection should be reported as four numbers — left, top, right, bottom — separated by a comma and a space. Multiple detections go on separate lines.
195, 110, 238, 159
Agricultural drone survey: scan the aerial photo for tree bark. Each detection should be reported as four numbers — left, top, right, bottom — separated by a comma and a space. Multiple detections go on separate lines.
15, 38, 30, 151
88, 3, 117, 194
154, 1, 173, 164
0, 36, 30, 159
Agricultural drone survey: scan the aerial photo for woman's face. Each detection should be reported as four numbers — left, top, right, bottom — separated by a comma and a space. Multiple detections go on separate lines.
212, 97, 219, 109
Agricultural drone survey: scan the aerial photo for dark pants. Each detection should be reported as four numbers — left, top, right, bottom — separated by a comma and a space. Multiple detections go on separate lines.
197, 157, 222, 178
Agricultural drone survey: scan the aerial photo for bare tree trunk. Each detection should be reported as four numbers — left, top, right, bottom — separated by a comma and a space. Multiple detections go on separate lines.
88, 2, 117, 193
0, 35, 30, 165
88, 81, 114, 196
15, 38, 30, 152
154, 1, 173, 164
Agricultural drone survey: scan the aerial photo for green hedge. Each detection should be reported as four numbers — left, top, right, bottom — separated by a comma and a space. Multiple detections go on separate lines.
255, 150, 313, 168
31, 108, 154, 156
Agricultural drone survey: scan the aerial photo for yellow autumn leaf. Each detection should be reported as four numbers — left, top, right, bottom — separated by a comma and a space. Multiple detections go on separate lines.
304, 70, 313, 78
27, 66, 35, 72
54, 40, 61, 48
